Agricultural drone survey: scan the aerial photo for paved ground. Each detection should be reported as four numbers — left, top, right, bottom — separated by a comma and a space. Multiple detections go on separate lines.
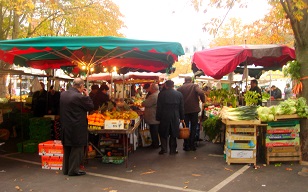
0, 138, 307, 192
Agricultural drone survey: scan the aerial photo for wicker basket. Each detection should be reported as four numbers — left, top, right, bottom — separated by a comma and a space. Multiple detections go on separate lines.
178, 122, 190, 139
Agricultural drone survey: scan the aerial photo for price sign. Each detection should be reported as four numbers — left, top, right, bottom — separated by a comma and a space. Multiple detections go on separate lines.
104, 120, 125, 130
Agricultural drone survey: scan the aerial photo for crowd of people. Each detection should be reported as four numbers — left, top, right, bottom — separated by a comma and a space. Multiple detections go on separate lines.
29, 77, 295, 177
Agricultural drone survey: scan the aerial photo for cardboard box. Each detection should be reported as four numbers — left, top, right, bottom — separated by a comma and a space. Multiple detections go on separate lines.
41, 155, 63, 170
38, 140, 63, 156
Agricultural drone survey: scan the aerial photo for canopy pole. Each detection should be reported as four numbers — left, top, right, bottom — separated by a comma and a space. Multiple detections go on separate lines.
269, 71, 272, 106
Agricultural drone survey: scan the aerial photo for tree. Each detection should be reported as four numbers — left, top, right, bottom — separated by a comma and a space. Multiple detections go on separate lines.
0, 0, 125, 39
192, 0, 308, 160
168, 56, 192, 79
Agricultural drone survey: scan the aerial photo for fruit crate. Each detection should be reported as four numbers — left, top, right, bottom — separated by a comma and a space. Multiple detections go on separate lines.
223, 119, 259, 166
17, 140, 39, 153
266, 146, 302, 165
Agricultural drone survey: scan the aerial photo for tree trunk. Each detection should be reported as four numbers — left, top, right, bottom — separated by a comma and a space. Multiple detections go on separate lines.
296, 46, 308, 161
12, 11, 19, 39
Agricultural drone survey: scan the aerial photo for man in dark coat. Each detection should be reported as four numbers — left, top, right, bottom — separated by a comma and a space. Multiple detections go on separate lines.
47, 85, 60, 115
177, 76, 205, 151
156, 80, 184, 155
60, 78, 94, 176
32, 82, 48, 117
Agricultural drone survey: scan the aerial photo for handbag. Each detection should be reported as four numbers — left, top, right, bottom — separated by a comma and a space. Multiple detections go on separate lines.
178, 122, 190, 139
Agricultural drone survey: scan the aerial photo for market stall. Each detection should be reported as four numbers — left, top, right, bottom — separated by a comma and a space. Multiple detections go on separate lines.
204, 95, 307, 166
0, 36, 184, 166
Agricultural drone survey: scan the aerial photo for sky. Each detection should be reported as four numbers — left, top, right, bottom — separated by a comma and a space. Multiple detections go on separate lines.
113, 0, 271, 47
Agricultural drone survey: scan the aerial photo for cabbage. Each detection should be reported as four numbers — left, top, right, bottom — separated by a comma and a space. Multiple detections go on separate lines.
259, 114, 268, 122
268, 114, 275, 121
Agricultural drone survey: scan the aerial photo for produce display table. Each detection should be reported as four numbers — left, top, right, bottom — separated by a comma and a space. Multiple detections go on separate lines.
223, 119, 260, 166
88, 119, 141, 167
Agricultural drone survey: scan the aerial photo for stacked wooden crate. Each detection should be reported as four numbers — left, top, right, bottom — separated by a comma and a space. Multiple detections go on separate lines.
223, 119, 260, 166
266, 119, 301, 165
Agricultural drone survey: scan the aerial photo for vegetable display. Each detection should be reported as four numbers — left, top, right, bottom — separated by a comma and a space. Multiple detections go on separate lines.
244, 91, 261, 106
257, 97, 308, 122
219, 105, 258, 121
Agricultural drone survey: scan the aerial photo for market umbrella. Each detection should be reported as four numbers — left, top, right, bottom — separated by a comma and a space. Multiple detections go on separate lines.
192, 44, 296, 79
0, 36, 184, 73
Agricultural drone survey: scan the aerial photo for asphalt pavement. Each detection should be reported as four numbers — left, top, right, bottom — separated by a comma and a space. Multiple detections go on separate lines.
0, 138, 307, 192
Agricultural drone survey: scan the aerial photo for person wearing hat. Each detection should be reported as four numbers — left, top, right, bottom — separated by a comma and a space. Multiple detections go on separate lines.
60, 78, 94, 176
177, 76, 205, 151
156, 80, 184, 155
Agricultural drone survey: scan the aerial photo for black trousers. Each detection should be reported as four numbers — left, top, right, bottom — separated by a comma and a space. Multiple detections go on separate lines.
62, 146, 84, 175
183, 112, 199, 149
160, 125, 177, 153
149, 124, 160, 147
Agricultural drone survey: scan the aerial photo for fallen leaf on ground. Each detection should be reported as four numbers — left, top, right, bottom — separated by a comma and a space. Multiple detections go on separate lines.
126, 170, 133, 172
140, 170, 155, 175
183, 186, 188, 189
254, 166, 260, 169
286, 168, 292, 171
275, 163, 282, 167
192, 174, 201, 177
224, 167, 233, 172
184, 181, 189, 184
109, 190, 117, 192
102, 187, 112, 190
194, 157, 197, 159
15, 186, 20, 190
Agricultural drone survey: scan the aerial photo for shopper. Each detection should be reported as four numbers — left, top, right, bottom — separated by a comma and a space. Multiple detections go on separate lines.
249, 80, 262, 105
143, 83, 151, 98
156, 80, 184, 155
47, 85, 60, 115
60, 78, 94, 176
271, 85, 282, 99
177, 76, 205, 151
32, 81, 48, 117
142, 83, 160, 149
284, 83, 292, 99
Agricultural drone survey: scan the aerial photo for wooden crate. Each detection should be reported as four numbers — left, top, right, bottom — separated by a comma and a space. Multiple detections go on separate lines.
266, 146, 302, 165
274, 114, 301, 121
223, 119, 259, 166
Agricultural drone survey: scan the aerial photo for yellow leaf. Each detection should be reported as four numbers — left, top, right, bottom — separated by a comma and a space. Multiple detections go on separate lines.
224, 167, 233, 172
192, 174, 202, 177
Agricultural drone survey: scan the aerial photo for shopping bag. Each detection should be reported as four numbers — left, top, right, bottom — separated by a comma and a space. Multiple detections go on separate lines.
139, 129, 152, 147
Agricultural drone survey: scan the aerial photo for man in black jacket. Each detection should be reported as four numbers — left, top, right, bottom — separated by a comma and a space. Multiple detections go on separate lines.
60, 78, 94, 176
156, 80, 184, 155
